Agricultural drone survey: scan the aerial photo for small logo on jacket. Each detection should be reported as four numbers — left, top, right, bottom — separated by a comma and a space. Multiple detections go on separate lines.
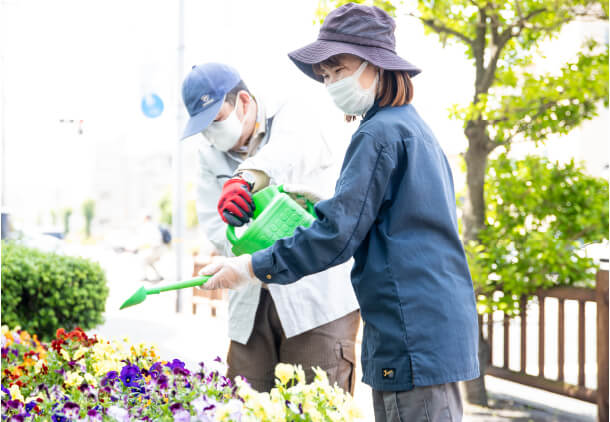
382, 368, 395, 379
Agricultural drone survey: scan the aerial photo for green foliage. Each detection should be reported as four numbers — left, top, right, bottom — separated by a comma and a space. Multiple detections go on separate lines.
159, 191, 172, 226
187, 199, 199, 229
1, 241, 109, 341
452, 41, 609, 146
467, 154, 609, 315
62, 208, 72, 235
82, 199, 95, 238
158, 189, 199, 229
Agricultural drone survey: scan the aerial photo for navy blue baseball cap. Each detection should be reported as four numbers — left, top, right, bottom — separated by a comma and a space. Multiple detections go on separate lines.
181, 63, 241, 140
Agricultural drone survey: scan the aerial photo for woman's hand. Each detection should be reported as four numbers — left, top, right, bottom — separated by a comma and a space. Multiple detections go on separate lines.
198, 254, 259, 290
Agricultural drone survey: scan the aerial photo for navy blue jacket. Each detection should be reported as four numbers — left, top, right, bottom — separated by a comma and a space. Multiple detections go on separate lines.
252, 102, 480, 391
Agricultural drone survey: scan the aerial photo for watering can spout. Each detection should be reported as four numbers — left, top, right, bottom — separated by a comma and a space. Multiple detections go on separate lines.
119, 276, 210, 310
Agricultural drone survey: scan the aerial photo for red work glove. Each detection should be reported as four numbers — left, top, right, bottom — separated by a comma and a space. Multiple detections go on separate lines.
217, 178, 255, 226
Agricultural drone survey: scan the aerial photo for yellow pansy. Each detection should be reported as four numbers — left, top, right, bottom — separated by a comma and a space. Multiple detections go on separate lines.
9, 385, 24, 402
295, 365, 306, 385
65, 371, 84, 387
274, 363, 295, 385
60, 349, 71, 361
73, 346, 88, 360
312, 366, 329, 385
34, 358, 47, 374
84, 373, 97, 387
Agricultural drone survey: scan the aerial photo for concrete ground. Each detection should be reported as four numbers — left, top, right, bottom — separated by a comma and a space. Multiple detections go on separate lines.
84, 245, 598, 421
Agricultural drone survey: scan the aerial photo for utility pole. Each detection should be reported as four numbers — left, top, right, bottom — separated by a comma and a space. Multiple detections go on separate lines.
1, 0, 8, 239
174, 0, 186, 313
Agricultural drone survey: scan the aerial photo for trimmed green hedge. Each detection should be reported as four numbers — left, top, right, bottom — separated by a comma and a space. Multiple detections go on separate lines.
1, 241, 109, 340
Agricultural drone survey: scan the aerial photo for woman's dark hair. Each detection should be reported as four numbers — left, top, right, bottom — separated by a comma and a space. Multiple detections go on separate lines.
225, 80, 251, 105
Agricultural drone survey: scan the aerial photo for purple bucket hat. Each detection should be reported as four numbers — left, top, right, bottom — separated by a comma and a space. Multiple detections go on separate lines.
289, 3, 421, 82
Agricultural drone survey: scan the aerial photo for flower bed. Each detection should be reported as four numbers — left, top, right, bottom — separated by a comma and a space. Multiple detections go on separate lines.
1, 326, 362, 421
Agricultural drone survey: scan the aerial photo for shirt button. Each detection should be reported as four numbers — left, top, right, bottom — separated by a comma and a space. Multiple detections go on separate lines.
266, 274, 272, 280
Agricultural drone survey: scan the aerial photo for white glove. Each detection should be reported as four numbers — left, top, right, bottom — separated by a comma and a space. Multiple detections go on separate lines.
282, 184, 326, 209
198, 254, 260, 290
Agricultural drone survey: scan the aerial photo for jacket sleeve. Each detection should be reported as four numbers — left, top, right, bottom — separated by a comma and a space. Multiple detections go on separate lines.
252, 131, 395, 284
195, 148, 230, 255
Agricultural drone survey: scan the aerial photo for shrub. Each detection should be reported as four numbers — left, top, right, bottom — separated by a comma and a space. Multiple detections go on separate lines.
1, 242, 109, 340
467, 154, 609, 315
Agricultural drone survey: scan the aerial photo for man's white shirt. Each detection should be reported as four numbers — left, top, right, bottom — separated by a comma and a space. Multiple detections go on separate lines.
195, 91, 359, 344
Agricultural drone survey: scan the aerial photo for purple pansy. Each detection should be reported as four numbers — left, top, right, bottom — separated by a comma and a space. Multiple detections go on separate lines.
119, 364, 142, 388
62, 402, 80, 419
164, 359, 185, 371
7, 400, 23, 411
86, 409, 102, 422
51, 414, 67, 422
146, 362, 163, 380
101, 371, 118, 386
156, 374, 169, 390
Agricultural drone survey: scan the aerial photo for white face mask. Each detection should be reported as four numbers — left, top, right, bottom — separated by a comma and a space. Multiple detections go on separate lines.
326, 61, 378, 116
202, 97, 245, 152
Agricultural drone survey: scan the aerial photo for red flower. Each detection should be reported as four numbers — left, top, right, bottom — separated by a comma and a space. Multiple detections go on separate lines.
56, 328, 66, 339
50, 338, 65, 353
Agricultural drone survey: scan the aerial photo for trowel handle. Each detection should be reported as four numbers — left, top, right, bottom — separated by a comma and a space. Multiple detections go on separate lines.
148, 276, 211, 294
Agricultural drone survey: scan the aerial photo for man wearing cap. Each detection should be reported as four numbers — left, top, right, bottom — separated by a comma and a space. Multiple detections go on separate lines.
180, 62, 360, 394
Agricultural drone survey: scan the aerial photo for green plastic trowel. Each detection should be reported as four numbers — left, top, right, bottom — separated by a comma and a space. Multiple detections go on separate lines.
120, 276, 210, 310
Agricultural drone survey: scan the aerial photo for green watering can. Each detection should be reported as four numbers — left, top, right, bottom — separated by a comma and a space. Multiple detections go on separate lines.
120, 185, 316, 309
227, 185, 317, 256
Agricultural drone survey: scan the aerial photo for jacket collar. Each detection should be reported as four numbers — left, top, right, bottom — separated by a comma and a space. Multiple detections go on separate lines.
361, 100, 382, 124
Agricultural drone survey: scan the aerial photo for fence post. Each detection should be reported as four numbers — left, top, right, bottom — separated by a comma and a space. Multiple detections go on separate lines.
597, 269, 609, 422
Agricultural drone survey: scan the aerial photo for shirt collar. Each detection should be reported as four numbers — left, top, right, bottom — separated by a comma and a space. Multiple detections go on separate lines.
361, 100, 381, 124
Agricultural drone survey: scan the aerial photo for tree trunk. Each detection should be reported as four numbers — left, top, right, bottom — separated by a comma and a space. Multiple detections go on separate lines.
462, 122, 489, 243
462, 121, 492, 406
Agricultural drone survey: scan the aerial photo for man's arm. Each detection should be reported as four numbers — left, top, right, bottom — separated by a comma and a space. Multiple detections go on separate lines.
196, 151, 230, 254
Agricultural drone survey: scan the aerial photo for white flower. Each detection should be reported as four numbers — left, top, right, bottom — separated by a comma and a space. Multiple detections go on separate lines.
107, 405, 130, 422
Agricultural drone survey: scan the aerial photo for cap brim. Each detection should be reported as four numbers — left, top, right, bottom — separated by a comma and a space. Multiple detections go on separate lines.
288, 39, 421, 83
180, 99, 224, 140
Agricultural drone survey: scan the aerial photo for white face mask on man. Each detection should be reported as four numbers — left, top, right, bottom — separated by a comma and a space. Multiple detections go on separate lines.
326, 61, 378, 116
202, 97, 245, 152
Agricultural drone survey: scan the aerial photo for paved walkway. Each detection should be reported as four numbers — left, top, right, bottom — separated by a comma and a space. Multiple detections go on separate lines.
85, 246, 597, 421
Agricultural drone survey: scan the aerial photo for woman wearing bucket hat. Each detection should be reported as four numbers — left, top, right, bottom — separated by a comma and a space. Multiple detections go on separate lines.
200, 3, 479, 421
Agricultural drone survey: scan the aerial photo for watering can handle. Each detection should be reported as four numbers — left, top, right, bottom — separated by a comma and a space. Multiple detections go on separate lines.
227, 225, 239, 246
278, 184, 317, 217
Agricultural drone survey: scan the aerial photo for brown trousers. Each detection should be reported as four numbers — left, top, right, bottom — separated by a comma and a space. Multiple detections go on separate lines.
226, 288, 360, 394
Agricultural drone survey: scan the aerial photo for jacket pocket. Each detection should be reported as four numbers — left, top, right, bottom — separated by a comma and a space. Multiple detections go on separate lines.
334, 340, 356, 396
